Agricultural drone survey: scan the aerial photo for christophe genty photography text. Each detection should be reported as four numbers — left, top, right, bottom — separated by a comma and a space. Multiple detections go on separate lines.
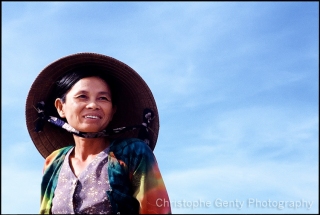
156, 198, 314, 211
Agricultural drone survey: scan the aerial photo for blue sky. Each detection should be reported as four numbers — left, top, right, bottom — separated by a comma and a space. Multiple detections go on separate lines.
1, 2, 319, 214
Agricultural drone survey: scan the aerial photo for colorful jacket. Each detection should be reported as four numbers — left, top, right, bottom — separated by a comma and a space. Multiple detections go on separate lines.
40, 138, 171, 214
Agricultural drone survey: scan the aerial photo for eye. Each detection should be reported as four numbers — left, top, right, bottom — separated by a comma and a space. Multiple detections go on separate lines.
76, 94, 87, 99
99, 96, 111, 101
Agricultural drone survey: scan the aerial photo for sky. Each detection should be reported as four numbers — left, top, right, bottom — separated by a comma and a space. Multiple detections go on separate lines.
1, 1, 319, 214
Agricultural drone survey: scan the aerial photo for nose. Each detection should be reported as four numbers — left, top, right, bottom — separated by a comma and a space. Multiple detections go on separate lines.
86, 100, 100, 109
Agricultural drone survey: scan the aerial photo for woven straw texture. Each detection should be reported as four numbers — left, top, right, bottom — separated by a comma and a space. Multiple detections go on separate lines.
25, 53, 159, 158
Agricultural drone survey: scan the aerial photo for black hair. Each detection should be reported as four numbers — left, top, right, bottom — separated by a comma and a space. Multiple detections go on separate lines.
54, 68, 118, 106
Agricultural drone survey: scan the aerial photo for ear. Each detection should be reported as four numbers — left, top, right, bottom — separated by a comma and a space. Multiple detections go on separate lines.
55, 98, 66, 118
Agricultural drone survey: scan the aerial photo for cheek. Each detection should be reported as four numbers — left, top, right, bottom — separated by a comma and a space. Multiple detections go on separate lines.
108, 106, 117, 118
62, 103, 80, 119
103, 106, 116, 122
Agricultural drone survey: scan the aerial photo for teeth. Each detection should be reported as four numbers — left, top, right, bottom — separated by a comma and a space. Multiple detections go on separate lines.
85, 115, 99, 119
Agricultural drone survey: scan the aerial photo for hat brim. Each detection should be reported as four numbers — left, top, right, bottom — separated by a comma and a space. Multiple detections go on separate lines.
26, 53, 159, 158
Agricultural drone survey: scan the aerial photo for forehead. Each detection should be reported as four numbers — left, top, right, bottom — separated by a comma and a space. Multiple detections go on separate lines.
71, 76, 111, 91
73, 76, 109, 89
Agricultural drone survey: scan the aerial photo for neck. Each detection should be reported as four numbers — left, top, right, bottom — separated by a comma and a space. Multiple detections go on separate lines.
72, 136, 110, 161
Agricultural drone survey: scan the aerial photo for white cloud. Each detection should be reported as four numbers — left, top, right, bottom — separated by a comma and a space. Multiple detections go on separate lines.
163, 161, 318, 214
2, 2, 318, 214
199, 106, 318, 146
161, 104, 318, 213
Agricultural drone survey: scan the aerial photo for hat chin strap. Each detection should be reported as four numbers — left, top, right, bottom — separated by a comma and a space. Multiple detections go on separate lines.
34, 101, 154, 146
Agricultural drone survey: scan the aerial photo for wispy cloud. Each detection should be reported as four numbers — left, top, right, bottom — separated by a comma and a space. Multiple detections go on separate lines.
2, 2, 318, 214
164, 161, 318, 214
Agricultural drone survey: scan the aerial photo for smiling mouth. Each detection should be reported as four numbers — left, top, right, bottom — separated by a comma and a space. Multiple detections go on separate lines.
84, 115, 101, 119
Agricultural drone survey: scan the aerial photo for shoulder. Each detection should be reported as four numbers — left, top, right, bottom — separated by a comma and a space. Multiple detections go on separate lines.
43, 146, 73, 172
109, 138, 158, 176
110, 138, 155, 163
110, 138, 152, 154
46, 146, 73, 162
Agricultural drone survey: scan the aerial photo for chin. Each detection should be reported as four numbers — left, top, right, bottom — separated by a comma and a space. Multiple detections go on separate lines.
77, 126, 104, 133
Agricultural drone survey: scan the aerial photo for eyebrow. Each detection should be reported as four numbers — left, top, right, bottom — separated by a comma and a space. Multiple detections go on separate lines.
76, 90, 112, 96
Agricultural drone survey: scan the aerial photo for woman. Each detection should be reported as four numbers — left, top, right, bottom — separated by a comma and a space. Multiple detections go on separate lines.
25, 53, 171, 214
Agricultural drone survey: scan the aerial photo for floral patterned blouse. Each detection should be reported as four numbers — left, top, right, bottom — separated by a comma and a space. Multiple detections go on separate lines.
51, 146, 112, 214
40, 138, 171, 214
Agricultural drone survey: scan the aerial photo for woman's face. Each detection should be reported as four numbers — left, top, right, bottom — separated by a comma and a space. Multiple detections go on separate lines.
55, 76, 116, 133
